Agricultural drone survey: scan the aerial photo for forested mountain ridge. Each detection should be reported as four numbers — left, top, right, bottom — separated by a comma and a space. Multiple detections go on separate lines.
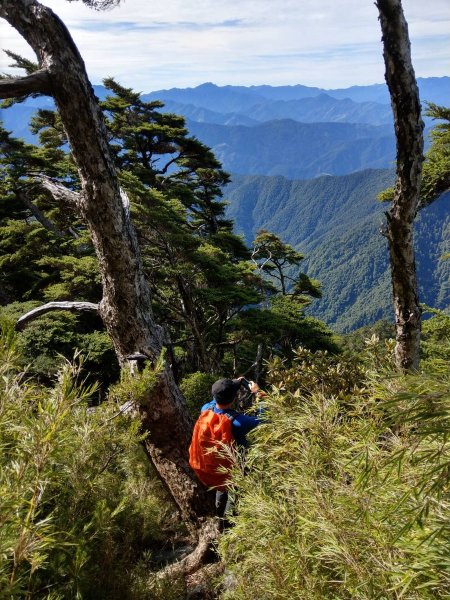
225, 169, 395, 246
186, 119, 396, 179
2, 102, 397, 178
225, 169, 450, 331
1, 76, 447, 333
2, 92, 446, 332
155, 93, 394, 126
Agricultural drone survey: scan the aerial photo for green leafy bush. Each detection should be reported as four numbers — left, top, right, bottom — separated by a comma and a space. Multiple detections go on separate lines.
179, 371, 219, 416
0, 303, 119, 390
266, 345, 365, 401
421, 310, 450, 365
0, 322, 180, 599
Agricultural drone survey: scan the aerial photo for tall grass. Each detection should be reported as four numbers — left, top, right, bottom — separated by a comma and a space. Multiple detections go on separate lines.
3, 313, 449, 599
0, 321, 182, 599
220, 321, 450, 599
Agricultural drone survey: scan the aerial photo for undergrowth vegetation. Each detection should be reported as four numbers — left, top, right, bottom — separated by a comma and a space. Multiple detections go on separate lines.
0, 322, 183, 600
2, 314, 450, 599
220, 314, 450, 599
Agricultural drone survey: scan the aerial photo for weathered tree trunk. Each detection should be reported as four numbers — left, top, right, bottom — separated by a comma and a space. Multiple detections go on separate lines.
376, 0, 424, 371
0, 0, 214, 534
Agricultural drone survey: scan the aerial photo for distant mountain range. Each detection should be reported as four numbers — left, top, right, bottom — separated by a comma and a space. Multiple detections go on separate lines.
141, 78, 449, 126
186, 119, 396, 179
2, 77, 448, 331
142, 77, 450, 111
225, 169, 450, 332
159, 93, 394, 127
3, 77, 448, 142
3, 78, 445, 180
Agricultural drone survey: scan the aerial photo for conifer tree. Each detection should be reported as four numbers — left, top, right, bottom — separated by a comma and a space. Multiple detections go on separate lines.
229, 231, 335, 372
420, 103, 450, 205
252, 230, 322, 298
98, 79, 262, 373
0, 0, 217, 551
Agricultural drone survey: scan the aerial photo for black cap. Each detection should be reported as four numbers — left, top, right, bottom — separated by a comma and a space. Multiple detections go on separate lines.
212, 378, 242, 405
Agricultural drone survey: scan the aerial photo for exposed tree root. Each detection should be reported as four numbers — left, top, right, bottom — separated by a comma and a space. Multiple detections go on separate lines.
157, 517, 221, 581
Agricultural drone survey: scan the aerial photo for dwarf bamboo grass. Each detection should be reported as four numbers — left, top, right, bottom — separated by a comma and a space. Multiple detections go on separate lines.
220, 328, 450, 599
0, 324, 181, 599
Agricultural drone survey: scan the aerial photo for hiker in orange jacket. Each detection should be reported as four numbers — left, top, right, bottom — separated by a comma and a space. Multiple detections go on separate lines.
189, 377, 266, 521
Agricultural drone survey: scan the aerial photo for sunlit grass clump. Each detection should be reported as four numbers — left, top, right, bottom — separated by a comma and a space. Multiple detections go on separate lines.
221, 317, 450, 599
0, 321, 180, 599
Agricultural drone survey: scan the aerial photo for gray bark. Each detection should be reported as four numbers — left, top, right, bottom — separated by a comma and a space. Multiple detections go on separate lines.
15, 301, 99, 331
31, 175, 81, 210
0, 0, 214, 533
376, 0, 424, 371
0, 69, 51, 96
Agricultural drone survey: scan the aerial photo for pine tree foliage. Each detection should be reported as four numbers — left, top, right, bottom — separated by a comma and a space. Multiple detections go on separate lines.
229, 230, 334, 366
98, 78, 264, 373
101, 78, 233, 235
379, 103, 450, 207
420, 103, 450, 205
0, 51, 40, 108
0, 116, 111, 382
66, 0, 121, 9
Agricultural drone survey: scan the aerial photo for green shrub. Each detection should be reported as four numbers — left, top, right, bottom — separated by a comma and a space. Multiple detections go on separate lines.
0, 302, 119, 390
179, 371, 219, 416
340, 318, 395, 354
220, 343, 450, 599
0, 322, 179, 599
421, 311, 450, 365
266, 345, 366, 401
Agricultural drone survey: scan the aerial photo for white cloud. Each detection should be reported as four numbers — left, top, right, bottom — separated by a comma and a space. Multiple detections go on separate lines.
0, 0, 449, 90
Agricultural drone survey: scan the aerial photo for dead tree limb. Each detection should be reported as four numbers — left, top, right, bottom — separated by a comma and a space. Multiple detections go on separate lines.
15, 301, 99, 331
158, 518, 220, 580
16, 188, 68, 237
29, 175, 81, 210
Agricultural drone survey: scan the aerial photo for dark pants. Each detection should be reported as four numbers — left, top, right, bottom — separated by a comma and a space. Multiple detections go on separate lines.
215, 490, 228, 517
215, 490, 233, 531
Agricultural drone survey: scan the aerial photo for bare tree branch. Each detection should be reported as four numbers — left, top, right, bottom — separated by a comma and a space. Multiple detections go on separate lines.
16, 189, 67, 237
158, 519, 220, 580
30, 175, 81, 210
215, 338, 244, 347
16, 301, 99, 331
66, 0, 122, 10
0, 70, 51, 98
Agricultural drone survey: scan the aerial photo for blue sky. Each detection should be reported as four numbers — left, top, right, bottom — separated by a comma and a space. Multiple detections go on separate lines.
1, 0, 449, 91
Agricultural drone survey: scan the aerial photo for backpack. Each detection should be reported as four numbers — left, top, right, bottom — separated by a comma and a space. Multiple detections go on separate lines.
189, 409, 236, 490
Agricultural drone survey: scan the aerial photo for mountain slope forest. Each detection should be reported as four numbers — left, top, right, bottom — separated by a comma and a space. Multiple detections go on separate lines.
1, 1, 450, 599
225, 170, 450, 331
2, 97, 398, 179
